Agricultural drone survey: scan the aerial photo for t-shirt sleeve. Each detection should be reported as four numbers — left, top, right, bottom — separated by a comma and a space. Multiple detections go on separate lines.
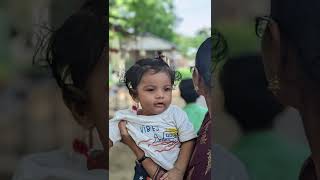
109, 118, 121, 144
174, 107, 197, 142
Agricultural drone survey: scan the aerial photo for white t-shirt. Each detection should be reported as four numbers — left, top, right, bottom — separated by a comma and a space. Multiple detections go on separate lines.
12, 149, 107, 180
109, 105, 197, 170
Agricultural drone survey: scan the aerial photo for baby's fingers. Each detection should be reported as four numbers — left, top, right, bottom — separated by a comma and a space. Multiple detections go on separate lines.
118, 120, 128, 136
160, 172, 169, 180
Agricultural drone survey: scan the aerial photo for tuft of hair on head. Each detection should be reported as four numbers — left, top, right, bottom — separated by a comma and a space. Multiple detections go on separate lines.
155, 51, 171, 66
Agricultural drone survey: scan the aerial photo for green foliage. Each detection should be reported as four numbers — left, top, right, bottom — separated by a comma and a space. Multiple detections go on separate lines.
216, 22, 260, 56
177, 67, 192, 80
173, 27, 211, 60
109, 0, 176, 41
109, 0, 212, 62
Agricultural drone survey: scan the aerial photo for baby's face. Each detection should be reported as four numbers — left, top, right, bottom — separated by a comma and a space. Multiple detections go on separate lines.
136, 71, 172, 116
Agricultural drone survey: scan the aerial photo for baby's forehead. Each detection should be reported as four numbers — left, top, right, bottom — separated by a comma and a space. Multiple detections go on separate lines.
142, 70, 170, 78
140, 71, 172, 84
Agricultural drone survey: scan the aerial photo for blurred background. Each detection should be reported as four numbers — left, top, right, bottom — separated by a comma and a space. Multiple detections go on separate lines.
0, 0, 310, 179
0, 0, 103, 179
109, 0, 210, 179
213, 0, 310, 180
213, 0, 309, 150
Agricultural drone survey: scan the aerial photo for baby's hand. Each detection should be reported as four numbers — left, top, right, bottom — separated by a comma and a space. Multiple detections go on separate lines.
159, 167, 184, 180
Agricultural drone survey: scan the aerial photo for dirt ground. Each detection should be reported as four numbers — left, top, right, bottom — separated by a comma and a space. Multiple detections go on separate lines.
109, 143, 136, 180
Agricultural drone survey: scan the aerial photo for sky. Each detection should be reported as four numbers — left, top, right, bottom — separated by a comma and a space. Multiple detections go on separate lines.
174, 0, 211, 37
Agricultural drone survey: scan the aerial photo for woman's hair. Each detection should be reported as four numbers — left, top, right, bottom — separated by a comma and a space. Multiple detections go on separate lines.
123, 57, 181, 98
195, 37, 212, 87
271, 0, 320, 85
35, 0, 107, 105
220, 54, 284, 132
195, 29, 228, 87
212, 28, 229, 73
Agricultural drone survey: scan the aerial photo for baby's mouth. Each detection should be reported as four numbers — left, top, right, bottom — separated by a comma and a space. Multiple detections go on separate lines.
154, 102, 165, 107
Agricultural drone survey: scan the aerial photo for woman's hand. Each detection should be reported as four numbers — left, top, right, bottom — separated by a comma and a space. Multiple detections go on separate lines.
118, 120, 146, 164
118, 120, 136, 147
160, 167, 184, 180
118, 120, 145, 159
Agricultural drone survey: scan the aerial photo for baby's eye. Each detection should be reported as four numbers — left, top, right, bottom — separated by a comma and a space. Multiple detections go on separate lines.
164, 87, 172, 91
146, 89, 154, 91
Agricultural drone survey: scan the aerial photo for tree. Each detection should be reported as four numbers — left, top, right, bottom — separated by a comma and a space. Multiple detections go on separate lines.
173, 27, 211, 60
109, 0, 177, 41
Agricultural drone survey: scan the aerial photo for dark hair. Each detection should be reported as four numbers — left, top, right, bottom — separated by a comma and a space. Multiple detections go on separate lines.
195, 37, 212, 87
271, 0, 320, 85
220, 54, 284, 132
212, 28, 228, 73
179, 79, 199, 103
35, 0, 107, 105
123, 57, 181, 98
196, 29, 228, 87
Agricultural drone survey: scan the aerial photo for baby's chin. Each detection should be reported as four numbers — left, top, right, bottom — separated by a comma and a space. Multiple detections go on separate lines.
142, 106, 168, 116
151, 106, 169, 115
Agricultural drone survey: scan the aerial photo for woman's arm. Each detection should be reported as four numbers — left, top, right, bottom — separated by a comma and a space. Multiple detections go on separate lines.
118, 120, 167, 179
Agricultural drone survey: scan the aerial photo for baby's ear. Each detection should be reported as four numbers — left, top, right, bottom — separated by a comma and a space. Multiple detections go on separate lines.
67, 102, 95, 129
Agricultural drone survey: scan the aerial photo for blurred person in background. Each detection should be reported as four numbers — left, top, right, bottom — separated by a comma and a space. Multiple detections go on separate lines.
220, 54, 309, 180
256, 0, 320, 179
179, 78, 207, 133
12, 1, 108, 179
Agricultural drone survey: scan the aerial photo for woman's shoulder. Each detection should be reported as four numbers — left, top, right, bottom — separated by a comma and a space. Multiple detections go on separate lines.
12, 149, 107, 180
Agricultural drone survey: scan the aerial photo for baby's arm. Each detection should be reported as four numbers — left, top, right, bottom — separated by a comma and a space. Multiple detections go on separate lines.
160, 139, 195, 180
161, 107, 197, 179
174, 139, 195, 173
